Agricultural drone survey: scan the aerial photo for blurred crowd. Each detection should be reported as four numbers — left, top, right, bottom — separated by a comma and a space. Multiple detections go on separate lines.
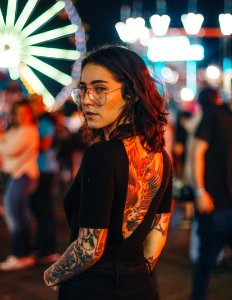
0, 81, 87, 271
167, 86, 232, 299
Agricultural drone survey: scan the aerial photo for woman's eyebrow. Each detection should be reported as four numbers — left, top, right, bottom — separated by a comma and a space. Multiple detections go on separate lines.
79, 80, 109, 85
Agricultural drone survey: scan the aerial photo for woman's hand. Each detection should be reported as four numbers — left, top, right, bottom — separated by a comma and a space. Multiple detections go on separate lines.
43, 267, 53, 287
43, 228, 108, 288
44, 267, 59, 291
50, 285, 59, 292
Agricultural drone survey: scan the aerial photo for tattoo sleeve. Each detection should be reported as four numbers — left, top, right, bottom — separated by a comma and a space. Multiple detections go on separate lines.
44, 228, 108, 286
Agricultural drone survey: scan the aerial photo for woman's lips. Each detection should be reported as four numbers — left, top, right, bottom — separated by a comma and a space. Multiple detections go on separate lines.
84, 111, 98, 117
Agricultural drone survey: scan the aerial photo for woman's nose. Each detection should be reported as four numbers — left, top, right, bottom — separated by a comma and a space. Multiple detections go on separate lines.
81, 91, 94, 105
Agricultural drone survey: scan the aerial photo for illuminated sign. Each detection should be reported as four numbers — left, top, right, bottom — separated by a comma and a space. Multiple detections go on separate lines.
147, 36, 204, 62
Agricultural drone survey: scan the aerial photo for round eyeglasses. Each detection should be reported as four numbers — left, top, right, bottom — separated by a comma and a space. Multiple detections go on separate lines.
71, 87, 122, 107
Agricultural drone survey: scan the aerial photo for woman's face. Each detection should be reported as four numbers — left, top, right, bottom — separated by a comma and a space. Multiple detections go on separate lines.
80, 64, 126, 139
14, 105, 33, 126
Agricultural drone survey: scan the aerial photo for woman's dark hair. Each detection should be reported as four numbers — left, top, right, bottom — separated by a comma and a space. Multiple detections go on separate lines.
80, 44, 168, 152
10, 99, 36, 128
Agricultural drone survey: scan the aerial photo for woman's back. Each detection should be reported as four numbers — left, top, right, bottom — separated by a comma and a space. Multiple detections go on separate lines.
64, 137, 172, 261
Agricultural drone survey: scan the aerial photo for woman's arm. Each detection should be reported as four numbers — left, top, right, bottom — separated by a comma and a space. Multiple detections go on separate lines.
0, 127, 36, 156
143, 212, 171, 270
193, 138, 214, 213
44, 227, 108, 287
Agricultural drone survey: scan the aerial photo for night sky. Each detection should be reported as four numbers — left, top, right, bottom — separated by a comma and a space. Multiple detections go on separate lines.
74, 0, 228, 67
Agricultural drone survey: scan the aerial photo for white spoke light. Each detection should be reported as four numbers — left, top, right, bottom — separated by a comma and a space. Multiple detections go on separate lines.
21, 1, 65, 38
6, 0, 17, 28
27, 46, 80, 60
14, 0, 40, 31
0, 8, 5, 28
0, 0, 85, 108
25, 24, 78, 45
21, 55, 72, 85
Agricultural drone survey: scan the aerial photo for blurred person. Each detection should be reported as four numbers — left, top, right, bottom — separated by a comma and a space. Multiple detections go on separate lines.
43, 44, 172, 300
29, 95, 60, 263
54, 110, 73, 191
172, 111, 194, 227
189, 87, 225, 262
190, 87, 232, 300
0, 100, 39, 270
173, 110, 192, 178
3, 81, 24, 117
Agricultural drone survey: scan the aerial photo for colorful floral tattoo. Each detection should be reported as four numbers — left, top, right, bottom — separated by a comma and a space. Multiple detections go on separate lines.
122, 137, 163, 238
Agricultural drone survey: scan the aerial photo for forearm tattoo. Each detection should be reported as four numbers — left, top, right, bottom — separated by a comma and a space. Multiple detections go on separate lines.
44, 228, 108, 286
150, 213, 170, 237
146, 213, 171, 269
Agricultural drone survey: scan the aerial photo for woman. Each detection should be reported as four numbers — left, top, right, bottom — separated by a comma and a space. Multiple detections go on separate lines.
0, 100, 39, 270
44, 45, 173, 300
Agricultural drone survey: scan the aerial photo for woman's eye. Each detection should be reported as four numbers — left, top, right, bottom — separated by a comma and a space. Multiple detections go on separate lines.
80, 87, 87, 94
94, 87, 105, 94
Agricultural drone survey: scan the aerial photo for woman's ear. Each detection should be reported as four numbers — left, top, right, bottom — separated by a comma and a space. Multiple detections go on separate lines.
122, 82, 136, 101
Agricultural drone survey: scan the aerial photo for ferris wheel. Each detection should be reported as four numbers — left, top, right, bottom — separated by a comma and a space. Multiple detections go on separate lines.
0, 0, 86, 108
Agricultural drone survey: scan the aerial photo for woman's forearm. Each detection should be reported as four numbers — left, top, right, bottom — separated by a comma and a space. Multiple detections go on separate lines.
44, 228, 108, 286
143, 213, 170, 270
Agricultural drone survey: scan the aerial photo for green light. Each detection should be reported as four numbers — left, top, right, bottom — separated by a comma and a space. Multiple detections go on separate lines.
21, 55, 72, 86
0, 8, 5, 28
25, 24, 78, 45
6, 0, 17, 28
9, 67, 20, 80
43, 91, 55, 108
20, 64, 44, 94
15, 0, 39, 31
27, 46, 80, 60
21, 1, 65, 38
0, 0, 85, 107
20, 64, 55, 107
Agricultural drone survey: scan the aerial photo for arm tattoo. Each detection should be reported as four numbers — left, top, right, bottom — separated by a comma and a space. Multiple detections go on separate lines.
150, 213, 170, 237
144, 213, 171, 270
147, 256, 158, 270
44, 228, 108, 286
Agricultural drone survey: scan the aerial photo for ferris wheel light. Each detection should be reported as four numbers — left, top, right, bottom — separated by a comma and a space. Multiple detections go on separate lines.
43, 91, 55, 108
21, 55, 72, 86
20, 64, 45, 94
6, 0, 17, 27
0, 9, 5, 27
27, 46, 80, 60
15, 0, 40, 31
25, 24, 78, 45
0, 48, 20, 68
1, 0, 86, 108
20, 64, 55, 108
21, 1, 65, 38
9, 67, 20, 80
